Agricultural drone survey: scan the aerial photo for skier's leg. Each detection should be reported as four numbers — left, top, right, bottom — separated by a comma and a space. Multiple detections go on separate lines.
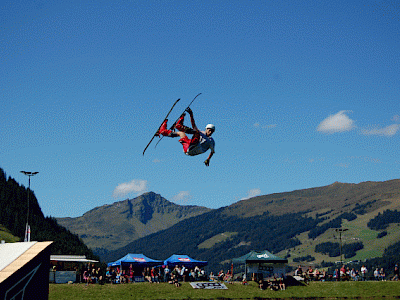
182, 130, 200, 155
158, 119, 178, 137
179, 136, 191, 153
176, 114, 196, 134
175, 114, 186, 132
189, 130, 200, 146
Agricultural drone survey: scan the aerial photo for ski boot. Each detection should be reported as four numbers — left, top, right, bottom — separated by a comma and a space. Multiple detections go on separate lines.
157, 119, 178, 137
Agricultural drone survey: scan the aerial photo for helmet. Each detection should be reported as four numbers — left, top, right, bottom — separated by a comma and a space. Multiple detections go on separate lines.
206, 124, 215, 132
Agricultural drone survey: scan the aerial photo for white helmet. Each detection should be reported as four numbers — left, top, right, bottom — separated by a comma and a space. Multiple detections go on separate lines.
206, 124, 215, 131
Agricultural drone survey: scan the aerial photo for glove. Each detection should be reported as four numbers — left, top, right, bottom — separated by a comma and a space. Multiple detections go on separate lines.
204, 159, 210, 166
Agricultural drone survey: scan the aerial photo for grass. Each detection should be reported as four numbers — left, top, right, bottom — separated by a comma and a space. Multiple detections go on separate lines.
0, 225, 20, 243
49, 280, 400, 300
198, 232, 238, 249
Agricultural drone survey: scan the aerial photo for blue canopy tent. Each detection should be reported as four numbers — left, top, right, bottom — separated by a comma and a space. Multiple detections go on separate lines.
107, 253, 162, 268
163, 254, 207, 268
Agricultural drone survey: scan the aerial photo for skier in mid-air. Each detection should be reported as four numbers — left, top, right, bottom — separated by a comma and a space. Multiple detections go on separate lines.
157, 107, 215, 166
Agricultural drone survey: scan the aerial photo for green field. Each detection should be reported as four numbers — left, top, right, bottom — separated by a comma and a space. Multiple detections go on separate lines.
49, 280, 400, 300
0, 225, 20, 243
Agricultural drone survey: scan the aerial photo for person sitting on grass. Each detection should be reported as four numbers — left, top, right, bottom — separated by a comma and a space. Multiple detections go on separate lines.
278, 278, 286, 290
143, 267, 152, 283
259, 279, 266, 290
267, 279, 279, 291
218, 270, 225, 281
241, 273, 248, 285
392, 265, 399, 281
170, 274, 180, 287
209, 272, 217, 281
83, 269, 90, 285
307, 266, 314, 280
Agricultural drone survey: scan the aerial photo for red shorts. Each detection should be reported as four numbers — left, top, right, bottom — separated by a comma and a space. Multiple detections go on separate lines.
179, 131, 200, 153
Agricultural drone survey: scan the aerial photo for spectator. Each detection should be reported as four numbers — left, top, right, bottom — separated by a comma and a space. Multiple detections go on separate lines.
183, 267, 190, 282
296, 265, 303, 277
194, 266, 200, 279
379, 268, 385, 281
340, 265, 346, 278
360, 265, 368, 281
374, 268, 380, 281
180, 266, 186, 280
129, 264, 134, 283
83, 268, 90, 285
392, 265, 399, 281
267, 279, 278, 291
189, 269, 196, 281
119, 269, 128, 284
143, 267, 152, 283
171, 266, 179, 281
154, 267, 160, 283
278, 277, 286, 290
307, 266, 314, 280
320, 270, 327, 281
105, 268, 113, 283
258, 279, 266, 290
314, 268, 321, 280
350, 268, 358, 281
241, 273, 248, 285
218, 270, 225, 281
172, 274, 180, 287
224, 269, 232, 282
199, 269, 207, 280
164, 265, 170, 282
334, 269, 340, 281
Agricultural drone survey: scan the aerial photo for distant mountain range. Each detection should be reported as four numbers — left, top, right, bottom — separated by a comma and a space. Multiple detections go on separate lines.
57, 192, 211, 251
58, 179, 400, 272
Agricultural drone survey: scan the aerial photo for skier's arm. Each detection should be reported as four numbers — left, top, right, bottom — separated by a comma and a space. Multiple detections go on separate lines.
186, 107, 198, 131
204, 151, 214, 167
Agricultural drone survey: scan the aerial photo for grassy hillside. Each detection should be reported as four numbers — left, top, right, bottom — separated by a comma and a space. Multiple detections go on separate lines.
277, 182, 400, 266
224, 180, 400, 218
101, 180, 400, 272
0, 224, 20, 243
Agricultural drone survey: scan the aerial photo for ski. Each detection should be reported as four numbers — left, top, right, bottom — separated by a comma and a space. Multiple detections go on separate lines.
142, 98, 181, 155
154, 93, 202, 149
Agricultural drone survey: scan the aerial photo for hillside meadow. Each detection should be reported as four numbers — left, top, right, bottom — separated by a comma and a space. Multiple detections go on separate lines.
49, 280, 400, 300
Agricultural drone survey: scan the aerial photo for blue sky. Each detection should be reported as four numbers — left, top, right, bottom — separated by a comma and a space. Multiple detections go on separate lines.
1, 0, 399, 218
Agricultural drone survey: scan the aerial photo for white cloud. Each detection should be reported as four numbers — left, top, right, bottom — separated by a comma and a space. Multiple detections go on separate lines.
361, 124, 400, 137
112, 179, 148, 198
317, 110, 355, 134
241, 188, 262, 200
172, 191, 191, 205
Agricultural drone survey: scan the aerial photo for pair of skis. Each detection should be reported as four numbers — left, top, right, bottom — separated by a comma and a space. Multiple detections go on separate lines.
142, 93, 202, 155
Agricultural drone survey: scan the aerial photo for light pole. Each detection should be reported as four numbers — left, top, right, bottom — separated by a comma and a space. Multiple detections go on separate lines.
335, 228, 348, 264
20, 171, 39, 242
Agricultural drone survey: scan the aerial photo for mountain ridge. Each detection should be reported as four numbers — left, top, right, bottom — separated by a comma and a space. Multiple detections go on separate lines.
57, 191, 212, 251
97, 179, 400, 272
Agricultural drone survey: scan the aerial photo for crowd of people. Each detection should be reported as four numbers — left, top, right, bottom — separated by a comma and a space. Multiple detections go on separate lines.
294, 264, 400, 282
53, 261, 400, 288
102, 264, 209, 286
